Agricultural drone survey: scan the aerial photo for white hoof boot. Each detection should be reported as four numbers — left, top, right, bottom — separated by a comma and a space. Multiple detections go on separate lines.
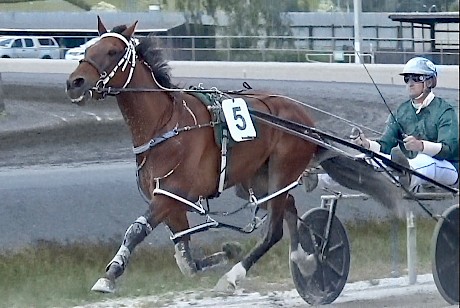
213, 262, 246, 293
91, 277, 115, 293
174, 242, 197, 277
290, 243, 317, 277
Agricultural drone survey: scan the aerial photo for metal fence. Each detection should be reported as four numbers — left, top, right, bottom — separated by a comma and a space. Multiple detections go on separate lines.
154, 35, 459, 64
54, 34, 459, 65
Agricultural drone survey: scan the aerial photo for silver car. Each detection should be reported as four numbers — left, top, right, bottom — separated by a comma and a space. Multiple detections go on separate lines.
0, 35, 61, 59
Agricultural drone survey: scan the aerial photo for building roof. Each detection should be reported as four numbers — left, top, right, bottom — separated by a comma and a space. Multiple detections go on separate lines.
388, 12, 459, 25
0, 12, 187, 31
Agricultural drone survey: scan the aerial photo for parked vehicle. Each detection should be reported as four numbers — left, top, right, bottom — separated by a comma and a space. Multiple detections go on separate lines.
64, 37, 100, 60
0, 36, 60, 59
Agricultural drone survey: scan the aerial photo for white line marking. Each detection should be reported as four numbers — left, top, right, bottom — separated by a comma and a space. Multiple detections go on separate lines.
83, 112, 102, 121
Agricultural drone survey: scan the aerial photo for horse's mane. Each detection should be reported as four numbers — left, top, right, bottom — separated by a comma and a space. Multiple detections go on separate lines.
136, 36, 173, 88
110, 25, 173, 89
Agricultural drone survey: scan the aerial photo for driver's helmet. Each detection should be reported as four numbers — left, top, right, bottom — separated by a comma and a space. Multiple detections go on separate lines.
400, 57, 437, 88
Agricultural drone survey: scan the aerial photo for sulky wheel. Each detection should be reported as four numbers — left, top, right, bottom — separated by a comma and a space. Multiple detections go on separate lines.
290, 207, 350, 305
431, 203, 459, 305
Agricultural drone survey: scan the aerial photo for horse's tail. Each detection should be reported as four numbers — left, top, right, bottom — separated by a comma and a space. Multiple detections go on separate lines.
316, 145, 405, 219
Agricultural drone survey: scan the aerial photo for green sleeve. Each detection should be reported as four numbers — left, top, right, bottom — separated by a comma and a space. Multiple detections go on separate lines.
435, 106, 459, 161
377, 114, 401, 155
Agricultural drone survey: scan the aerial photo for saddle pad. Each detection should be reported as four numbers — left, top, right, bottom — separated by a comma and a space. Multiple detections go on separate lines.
187, 91, 233, 148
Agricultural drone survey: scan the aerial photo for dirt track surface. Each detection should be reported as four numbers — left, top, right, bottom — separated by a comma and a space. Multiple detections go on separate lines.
1, 74, 458, 307
73, 274, 450, 307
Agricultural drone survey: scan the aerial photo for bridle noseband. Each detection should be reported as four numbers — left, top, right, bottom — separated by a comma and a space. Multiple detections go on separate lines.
80, 32, 138, 97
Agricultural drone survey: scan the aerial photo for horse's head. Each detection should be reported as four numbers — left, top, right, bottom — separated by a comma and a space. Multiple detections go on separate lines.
66, 16, 138, 105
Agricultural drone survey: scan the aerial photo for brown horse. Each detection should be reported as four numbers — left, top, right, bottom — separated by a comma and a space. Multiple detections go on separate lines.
66, 17, 403, 294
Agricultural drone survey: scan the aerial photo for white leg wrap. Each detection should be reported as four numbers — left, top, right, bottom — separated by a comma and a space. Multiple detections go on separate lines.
214, 261, 247, 293
225, 262, 247, 287
290, 243, 317, 277
174, 242, 197, 277
107, 245, 130, 272
105, 215, 152, 273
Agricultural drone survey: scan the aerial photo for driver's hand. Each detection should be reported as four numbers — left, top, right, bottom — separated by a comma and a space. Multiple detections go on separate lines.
403, 135, 424, 152
350, 127, 370, 149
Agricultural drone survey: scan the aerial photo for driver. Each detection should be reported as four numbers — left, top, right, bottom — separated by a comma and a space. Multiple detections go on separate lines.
352, 56, 459, 190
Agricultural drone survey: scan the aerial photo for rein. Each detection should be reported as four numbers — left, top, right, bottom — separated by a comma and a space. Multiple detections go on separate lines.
85, 31, 385, 148
84, 35, 377, 137
94, 85, 248, 96
97, 85, 383, 137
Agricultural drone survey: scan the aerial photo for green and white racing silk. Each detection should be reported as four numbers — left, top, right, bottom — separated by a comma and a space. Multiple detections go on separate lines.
377, 96, 459, 172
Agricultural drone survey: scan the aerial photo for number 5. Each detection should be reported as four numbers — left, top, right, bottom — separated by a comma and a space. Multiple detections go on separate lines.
232, 106, 247, 130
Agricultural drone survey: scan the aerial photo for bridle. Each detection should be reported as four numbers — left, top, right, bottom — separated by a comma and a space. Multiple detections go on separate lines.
79, 32, 138, 97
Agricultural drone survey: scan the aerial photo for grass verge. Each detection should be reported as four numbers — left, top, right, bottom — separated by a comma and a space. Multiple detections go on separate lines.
0, 218, 437, 308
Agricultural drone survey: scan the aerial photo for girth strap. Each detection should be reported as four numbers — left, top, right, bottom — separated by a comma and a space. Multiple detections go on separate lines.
218, 129, 229, 193
133, 129, 178, 155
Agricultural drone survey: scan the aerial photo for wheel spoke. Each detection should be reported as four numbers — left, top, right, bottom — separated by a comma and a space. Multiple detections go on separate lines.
319, 263, 328, 292
311, 229, 327, 242
308, 227, 328, 255
327, 241, 344, 253
440, 230, 457, 251
438, 257, 459, 272
326, 259, 345, 277
293, 209, 351, 306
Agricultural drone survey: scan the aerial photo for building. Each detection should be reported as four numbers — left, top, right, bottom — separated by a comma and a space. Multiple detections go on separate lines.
0, 11, 458, 63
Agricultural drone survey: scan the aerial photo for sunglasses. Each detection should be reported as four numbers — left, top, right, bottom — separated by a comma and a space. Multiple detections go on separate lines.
404, 74, 430, 84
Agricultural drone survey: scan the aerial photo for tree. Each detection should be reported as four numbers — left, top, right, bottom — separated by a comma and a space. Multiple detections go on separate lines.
171, 0, 215, 34
330, 0, 458, 12
172, 0, 293, 49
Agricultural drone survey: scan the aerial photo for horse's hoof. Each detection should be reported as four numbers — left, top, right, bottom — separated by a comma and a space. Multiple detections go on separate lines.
290, 246, 317, 277
213, 262, 246, 294
213, 274, 236, 294
91, 277, 115, 293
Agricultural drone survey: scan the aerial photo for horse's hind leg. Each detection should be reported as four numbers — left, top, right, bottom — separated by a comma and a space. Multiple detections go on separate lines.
284, 194, 316, 277
214, 193, 286, 292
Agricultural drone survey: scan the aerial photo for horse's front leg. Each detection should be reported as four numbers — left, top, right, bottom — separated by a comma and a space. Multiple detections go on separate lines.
91, 210, 154, 293
91, 195, 180, 293
214, 195, 286, 293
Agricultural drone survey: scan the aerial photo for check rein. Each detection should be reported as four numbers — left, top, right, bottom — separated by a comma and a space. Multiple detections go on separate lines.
82, 33, 266, 238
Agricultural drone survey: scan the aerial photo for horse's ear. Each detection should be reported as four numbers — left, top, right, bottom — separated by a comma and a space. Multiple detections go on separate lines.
122, 21, 138, 38
97, 15, 107, 35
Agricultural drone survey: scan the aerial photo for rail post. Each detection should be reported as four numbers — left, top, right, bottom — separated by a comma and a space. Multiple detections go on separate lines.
0, 72, 5, 113
391, 219, 401, 277
406, 210, 417, 284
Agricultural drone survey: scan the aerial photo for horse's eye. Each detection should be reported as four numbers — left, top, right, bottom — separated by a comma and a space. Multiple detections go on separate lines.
108, 49, 117, 57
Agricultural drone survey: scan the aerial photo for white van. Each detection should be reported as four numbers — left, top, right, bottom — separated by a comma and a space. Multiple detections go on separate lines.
0, 36, 60, 59
65, 37, 100, 61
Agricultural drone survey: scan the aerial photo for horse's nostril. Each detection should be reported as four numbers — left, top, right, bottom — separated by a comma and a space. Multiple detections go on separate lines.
73, 77, 85, 88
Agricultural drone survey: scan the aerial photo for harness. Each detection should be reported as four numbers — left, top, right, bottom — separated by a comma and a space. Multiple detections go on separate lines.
80, 32, 233, 198
80, 33, 275, 242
